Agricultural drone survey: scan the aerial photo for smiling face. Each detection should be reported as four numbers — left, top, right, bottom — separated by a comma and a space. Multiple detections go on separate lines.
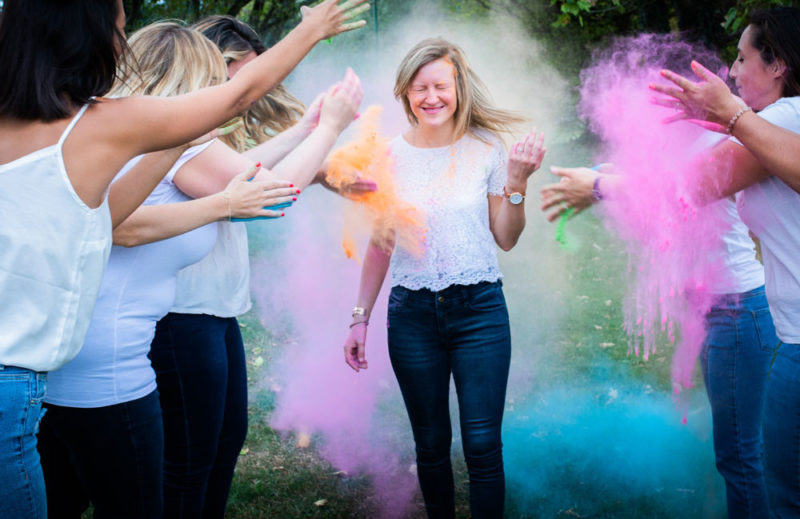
406, 58, 458, 132
730, 25, 784, 110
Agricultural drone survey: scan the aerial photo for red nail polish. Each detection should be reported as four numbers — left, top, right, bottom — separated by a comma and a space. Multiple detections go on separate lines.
281, 212, 285, 217
296, 189, 301, 194
256, 162, 261, 168
292, 196, 297, 201
290, 183, 294, 188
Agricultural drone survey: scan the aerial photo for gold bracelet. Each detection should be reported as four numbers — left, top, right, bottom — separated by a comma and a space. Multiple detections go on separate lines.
221, 190, 232, 221
349, 320, 368, 328
726, 106, 752, 135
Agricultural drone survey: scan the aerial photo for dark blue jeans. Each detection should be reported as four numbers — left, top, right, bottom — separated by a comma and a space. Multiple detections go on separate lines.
0, 366, 47, 519
37, 390, 164, 519
764, 341, 800, 518
149, 313, 248, 519
387, 281, 511, 519
699, 286, 778, 519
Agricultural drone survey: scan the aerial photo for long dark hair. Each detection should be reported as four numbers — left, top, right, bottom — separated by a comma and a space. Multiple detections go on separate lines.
0, 0, 125, 121
748, 7, 800, 97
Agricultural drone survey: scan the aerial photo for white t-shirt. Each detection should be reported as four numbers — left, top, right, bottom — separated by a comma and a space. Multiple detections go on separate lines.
689, 132, 764, 295
0, 105, 111, 372
735, 96, 800, 343
389, 130, 507, 291
45, 143, 217, 407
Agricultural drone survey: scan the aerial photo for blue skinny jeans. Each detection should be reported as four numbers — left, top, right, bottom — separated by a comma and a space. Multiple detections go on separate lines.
764, 341, 800, 518
149, 313, 249, 519
699, 285, 779, 519
387, 281, 511, 519
0, 365, 47, 519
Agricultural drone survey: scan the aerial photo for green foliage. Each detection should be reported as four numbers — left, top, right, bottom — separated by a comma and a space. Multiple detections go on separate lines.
722, 0, 795, 35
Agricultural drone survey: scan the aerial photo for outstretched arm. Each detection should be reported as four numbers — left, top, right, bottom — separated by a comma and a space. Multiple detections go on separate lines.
113, 164, 295, 247
173, 69, 363, 197
652, 60, 800, 192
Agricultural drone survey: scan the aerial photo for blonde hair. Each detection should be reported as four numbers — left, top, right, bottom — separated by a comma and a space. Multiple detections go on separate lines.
112, 21, 246, 150
394, 38, 524, 142
192, 15, 305, 148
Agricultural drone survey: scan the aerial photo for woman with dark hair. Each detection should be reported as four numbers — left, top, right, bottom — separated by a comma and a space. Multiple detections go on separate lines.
0, 0, 368, 516
653, 7, 800, 516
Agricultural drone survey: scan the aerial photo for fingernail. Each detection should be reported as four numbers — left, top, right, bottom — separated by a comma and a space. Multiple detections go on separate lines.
256, 162, 262, 168
281, 212, 285, 217
292, 196, 297, 201
296, 189, 301, 194
289, 183, 294, 187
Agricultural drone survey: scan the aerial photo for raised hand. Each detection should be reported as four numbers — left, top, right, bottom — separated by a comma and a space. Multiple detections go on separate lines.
319, 68, 364, 135
300, 0, 371, 41
650, 61, 744, 130
507, 128, 546, 185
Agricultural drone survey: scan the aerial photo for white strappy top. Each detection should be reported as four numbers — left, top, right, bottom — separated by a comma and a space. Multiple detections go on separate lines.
0, 105, 112, 372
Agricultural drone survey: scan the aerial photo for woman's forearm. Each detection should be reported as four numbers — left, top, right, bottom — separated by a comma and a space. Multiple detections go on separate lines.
242, 122, 313, 169
354, 239, 394, 321
732, 111, 800, 193
113, 195, 226, 247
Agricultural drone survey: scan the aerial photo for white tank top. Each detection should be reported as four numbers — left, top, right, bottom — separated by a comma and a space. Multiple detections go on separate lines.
0, 105, 111, 372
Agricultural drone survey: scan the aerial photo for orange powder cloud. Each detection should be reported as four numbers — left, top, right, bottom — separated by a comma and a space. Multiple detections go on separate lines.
326, 105, 427, 261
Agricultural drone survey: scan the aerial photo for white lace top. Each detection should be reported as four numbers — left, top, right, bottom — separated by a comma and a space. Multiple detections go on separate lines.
389, 129, 507, 291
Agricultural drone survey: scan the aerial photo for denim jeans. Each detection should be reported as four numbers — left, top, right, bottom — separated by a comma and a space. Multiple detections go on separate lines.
37, 390, 164, 519
763, 341, 800, 518
149, 313, 249, 519
699, 286, 779, 519
0, 365, 47, 519
387, 281, 511, 519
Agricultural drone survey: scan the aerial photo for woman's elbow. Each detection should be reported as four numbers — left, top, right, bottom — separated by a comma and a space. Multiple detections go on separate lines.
497, 237, 518, 252
112, 227, 145, 247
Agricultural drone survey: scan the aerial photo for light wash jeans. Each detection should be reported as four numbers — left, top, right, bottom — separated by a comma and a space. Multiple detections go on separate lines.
0, 365, 47, 519
700, 285, 778, 519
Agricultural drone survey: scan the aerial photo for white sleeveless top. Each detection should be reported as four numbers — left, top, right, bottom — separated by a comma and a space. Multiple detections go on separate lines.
389, 130, 507, 291
0, 105, 111, 372
45, 143, 217, 407
170, 220, 252, 318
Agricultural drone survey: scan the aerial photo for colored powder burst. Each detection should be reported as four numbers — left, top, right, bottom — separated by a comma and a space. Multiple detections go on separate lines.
578, 34, 733, 397
326, 105, 427, 260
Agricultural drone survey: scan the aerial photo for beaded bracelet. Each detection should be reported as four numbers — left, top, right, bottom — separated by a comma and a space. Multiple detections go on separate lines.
726, 106, 752, 135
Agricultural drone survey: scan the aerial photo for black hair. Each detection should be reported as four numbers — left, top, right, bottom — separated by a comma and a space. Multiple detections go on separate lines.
748, 7, 800, 97
192, 15, 266, 60
0, 0, 125, 121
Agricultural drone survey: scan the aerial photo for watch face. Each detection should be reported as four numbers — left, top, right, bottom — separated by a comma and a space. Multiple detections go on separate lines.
509, 192, 524, 205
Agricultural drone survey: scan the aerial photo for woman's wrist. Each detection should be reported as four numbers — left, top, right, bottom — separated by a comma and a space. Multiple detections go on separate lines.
215, 191, 232, 221
504, 178, 528, 195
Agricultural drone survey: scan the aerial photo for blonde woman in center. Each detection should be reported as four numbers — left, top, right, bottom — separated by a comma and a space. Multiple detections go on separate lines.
343, 38, 545, 518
